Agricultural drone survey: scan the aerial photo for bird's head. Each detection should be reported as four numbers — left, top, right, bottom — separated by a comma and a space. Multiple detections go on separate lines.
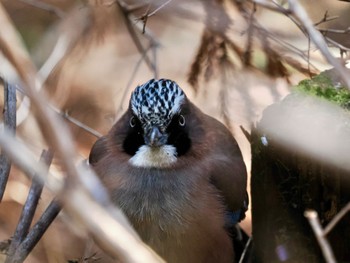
124, 79, 192, 168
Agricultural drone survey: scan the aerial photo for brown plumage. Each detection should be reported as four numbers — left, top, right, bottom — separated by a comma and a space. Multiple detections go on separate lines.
89, 79, 247, 263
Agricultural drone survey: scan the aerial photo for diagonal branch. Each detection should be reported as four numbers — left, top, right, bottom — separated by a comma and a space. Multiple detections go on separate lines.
5, 150, 53, 261
287, 0, 350, 88
10, 200, 61, 263
117, 0, 158, 76
18, 0, 65, 18
324, 202, 350, 235
304, 210, 337, 263
0, 4, 164, 262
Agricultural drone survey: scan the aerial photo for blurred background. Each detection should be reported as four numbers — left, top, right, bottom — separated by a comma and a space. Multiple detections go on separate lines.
0, 0, 350, 262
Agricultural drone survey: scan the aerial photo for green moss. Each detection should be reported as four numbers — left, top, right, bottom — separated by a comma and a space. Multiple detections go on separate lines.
294, 72, 350, 109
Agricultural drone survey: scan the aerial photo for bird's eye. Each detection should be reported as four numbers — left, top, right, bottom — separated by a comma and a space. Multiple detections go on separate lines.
178, 115, 185, 127
130, 116, 137, 128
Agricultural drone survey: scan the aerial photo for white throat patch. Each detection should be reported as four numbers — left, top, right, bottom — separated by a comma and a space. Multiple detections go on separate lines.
129, 145, 177, 168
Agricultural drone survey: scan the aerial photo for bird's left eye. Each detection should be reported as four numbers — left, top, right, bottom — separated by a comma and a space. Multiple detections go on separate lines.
178, 115, 185, 127
130, 116, 136, 127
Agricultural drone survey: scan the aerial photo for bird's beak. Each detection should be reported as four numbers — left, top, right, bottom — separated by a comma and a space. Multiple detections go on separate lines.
144, 126, 167, 147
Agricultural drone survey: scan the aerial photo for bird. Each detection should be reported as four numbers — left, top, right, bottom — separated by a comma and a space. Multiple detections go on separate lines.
89, 78, 248, 263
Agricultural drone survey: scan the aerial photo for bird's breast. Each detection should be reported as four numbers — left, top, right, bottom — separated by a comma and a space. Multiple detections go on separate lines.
96, 155, 234, 263
128, 145, 177, 168
113, 169, 192, 226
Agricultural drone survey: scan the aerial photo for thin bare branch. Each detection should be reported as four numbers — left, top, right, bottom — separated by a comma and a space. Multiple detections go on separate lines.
17, 8, 90, 126
0, 79, 17, 201
0, 129, 62, 192
287, 0, 350, 88
0, 128, 164, 263
18, 0, 65, 18
319, 27, 350, 34
252, 0, 291, 14
136, 0, 172, 33
323, 36, 350, 52
0, 4, 164, 262
118, 44, 153, 117
304, 210, 337, 263
117, 0, 159, 74
0, 3, 80, 188
238, 237, 252, 263
324, 202, 350, 236
147, 0, 172, 18
6, 150, 53, 262
10, 200, 61, 263
61, 110, 102, 138
314, 11, 339, 27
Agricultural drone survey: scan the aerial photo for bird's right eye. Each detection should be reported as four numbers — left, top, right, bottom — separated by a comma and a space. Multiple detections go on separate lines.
130, 116, 137, 128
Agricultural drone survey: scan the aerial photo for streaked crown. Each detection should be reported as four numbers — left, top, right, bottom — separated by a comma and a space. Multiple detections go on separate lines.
131, 79, 185, 127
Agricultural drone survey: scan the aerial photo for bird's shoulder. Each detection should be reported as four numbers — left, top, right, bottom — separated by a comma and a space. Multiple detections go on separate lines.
194, 107, 248, 214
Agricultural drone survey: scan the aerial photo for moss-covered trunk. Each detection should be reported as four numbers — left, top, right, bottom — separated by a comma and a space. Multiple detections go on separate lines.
251, 72, 350, 263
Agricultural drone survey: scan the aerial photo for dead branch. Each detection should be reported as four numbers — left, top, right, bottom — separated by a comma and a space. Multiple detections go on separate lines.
17, 7, 90, 126
250, 0, 350, 87
136, 0, 172, 33
61, 110, 102, 138
313, 11, 339, 27
324, 202, 350, 235
287, 0, 350, 88
18, 0, 65, 18
0, 79, 17, 201
0, 3, 164, 262
117, 0, 159, 77
238, 237, 252, 263
10, 200, 61, 263
304, 210, 337, 263
6, 150, 54, 262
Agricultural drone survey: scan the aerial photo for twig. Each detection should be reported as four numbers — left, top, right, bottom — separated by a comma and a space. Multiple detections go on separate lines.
10, 200, 61, 263
118, 44, 153, 117
0, 129, 62, 191
144, 0, 172, 18
319, 27, 350, 34
0, 79, 17, 201
287, 0, 350, 88
0, 128, 164, 263
238, 236, 252, 263
0, 4, 164, 262
314, 11, 339, 27
5, 150, 53, 262
151, 41, 158, 79
17, 8, 90, 126
304, 210, 337, 263
136, 0, 172, 33
117, 0, 158, 74
252, 0, 291, 14
61, 110, 102, 138
18, 0, 65, 18
324, 202, 350, 235
251, 0, 346, 74
323, 36, 350, 52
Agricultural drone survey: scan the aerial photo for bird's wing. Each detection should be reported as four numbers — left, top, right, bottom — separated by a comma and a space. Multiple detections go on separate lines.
205, 116, 248, 223
89, 135, 109, 165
